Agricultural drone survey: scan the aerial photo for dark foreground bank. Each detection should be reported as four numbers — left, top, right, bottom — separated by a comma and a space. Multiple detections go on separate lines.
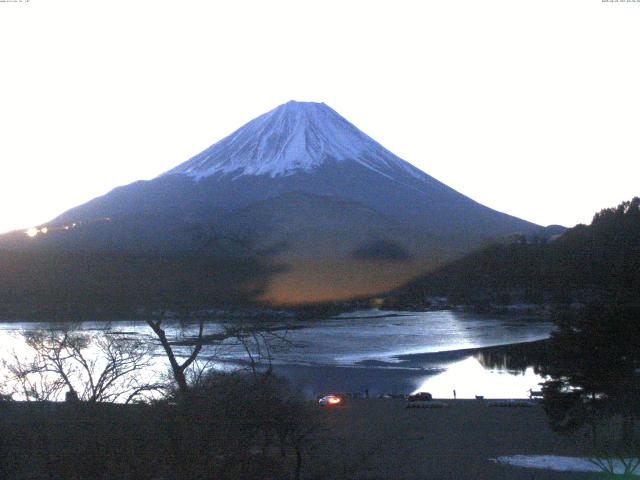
0, 396, 608, 480
311, 398, 603, 480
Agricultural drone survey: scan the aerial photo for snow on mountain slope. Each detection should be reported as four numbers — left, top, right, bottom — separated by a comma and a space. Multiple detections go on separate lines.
163, 101, 426, 182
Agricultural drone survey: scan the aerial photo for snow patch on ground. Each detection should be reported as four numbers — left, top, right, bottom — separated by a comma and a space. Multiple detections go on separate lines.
494, 455, 640, 475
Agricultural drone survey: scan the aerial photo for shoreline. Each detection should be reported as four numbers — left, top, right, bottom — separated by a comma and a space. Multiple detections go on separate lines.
273, 339, 550, 399
384, 338, 549, 367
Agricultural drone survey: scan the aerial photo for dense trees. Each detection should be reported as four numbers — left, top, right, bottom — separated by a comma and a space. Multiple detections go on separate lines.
167, 371, 317, 480
539, 303, 640, 474
399, 197, 640, 306
0, 249, 277, 319
0, 371, 317, 480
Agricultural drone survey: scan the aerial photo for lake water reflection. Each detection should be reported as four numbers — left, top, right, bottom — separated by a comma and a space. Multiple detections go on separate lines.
0, 309, 553, 400
413, 357, 545, 399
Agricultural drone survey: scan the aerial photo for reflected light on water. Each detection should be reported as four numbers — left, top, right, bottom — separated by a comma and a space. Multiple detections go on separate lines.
412, 356, 545, 399
0, 312, 553, 400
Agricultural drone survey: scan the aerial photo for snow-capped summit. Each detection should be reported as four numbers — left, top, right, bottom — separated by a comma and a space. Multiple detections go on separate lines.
163, 100, 423, 181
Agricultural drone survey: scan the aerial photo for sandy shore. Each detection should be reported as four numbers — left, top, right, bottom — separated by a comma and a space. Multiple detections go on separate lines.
306, 398, 603, 480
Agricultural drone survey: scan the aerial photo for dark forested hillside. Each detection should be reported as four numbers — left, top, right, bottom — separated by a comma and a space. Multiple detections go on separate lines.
398, 197, 640, 306
0, 250, 279, 319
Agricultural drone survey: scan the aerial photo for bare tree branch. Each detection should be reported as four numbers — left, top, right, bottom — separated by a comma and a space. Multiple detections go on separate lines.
5, 329, 157, 403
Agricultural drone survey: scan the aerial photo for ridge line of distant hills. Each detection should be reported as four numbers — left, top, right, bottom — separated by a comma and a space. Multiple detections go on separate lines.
388, 197, 640, 310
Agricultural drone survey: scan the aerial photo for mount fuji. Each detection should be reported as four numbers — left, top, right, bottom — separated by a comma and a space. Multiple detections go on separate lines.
2, 101, 542, 304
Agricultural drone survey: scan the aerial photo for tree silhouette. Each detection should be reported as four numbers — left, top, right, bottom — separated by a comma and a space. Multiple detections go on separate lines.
399, 197, 640, 307
540, 303, 640, 467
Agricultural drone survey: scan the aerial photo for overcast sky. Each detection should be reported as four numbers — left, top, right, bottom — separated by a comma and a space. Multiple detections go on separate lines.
1, 0, 638, 234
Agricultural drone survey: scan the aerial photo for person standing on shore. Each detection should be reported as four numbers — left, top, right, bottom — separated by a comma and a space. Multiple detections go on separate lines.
453, 389, 456, 400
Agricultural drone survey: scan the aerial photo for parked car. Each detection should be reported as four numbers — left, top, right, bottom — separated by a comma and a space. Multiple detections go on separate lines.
318, 394, 343, 406
407, 392, 432, 402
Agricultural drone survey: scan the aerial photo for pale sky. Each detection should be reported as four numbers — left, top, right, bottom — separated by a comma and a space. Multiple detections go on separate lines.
1, 0, 638, 234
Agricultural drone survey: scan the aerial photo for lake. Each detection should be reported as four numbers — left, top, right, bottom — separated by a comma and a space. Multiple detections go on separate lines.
0, 309, 554, 400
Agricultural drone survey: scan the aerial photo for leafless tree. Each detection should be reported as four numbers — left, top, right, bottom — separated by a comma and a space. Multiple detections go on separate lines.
145, 318, 211, 394
3, 329, 162, 403
142, 230, 286, 394
223, 321, 294, 377
145, 314, 295, 394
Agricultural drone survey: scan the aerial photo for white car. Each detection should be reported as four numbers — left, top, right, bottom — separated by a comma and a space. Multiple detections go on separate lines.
318, 394, 343, 406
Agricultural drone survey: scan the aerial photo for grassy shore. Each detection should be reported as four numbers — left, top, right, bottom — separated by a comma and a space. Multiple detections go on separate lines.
307, 398, 603, 480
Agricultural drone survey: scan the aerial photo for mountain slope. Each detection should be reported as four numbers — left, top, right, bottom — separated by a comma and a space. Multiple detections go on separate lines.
51, 102, 535, 239
1, 101, 543, 306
